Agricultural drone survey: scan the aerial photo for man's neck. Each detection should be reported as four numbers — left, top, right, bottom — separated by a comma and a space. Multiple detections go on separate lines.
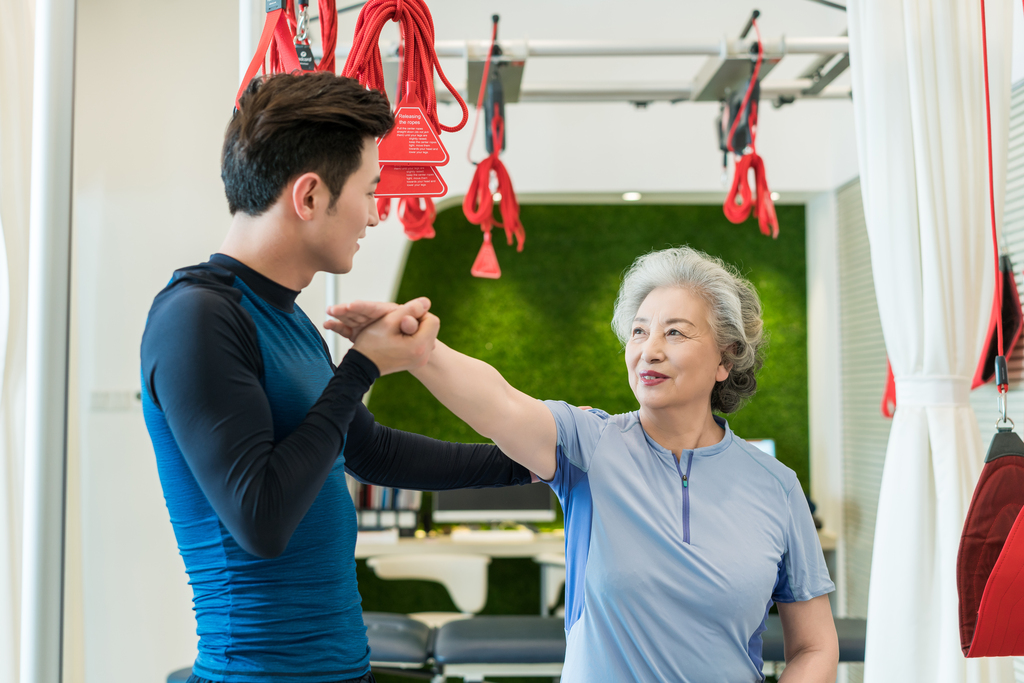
219, 208, 316, 292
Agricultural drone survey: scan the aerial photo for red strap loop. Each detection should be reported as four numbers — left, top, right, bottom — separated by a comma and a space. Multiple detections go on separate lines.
463, 110, 524, 278
721, 19, 778, 239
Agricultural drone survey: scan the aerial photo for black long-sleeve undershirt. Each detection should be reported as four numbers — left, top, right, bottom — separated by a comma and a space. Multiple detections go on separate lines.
141, 256, 530, 559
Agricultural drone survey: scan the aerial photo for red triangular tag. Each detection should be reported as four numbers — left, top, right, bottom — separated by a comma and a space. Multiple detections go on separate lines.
375, 165, 448, 198
377, 86, 449, 166
471, 232, 501, 279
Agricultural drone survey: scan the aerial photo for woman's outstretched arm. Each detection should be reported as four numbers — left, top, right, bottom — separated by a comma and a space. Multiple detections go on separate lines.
410, 341, 557, 480
326, 301, 558, 479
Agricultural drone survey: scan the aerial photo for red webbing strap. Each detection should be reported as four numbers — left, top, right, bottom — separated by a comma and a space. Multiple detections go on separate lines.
463, 111, 524, 278
236, 7, 302, 108
722, 20, 779, 239
342, 0, 469, 133
466, 18, 499, 163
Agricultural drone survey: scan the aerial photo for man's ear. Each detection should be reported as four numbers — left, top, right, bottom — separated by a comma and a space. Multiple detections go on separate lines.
290, 172, 322, 221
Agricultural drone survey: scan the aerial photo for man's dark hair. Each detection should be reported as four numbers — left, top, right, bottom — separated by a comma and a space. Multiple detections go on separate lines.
222, 73, 394, 216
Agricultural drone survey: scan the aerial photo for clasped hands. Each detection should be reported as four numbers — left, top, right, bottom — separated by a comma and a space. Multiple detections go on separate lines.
324, 298, 432, 376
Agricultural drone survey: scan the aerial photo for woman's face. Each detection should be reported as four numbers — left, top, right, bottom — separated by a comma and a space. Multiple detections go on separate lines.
625, 286, 731, 412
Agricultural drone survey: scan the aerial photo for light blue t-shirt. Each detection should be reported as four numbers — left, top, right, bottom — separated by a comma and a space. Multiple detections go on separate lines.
544, 401, 834, 683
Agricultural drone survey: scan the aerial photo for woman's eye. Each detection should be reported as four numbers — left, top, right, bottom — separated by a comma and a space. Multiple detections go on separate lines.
632, 328, 645, 336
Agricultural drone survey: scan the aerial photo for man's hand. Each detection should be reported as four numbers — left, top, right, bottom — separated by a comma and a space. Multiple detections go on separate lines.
335, 299, 438, 376
325, 298, 425, 341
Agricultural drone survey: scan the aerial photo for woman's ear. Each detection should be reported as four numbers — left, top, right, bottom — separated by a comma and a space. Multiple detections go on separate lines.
716, 361, 732, 383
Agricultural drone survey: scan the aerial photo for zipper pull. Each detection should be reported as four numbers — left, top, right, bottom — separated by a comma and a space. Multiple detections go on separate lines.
682, 474, 688, 488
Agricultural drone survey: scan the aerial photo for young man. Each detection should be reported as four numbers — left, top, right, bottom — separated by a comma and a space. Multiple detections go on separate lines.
140, 73, 531, 683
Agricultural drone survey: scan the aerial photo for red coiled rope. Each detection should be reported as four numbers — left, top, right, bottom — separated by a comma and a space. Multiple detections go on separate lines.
463, 111, 524, 278
342, 0, 468, 134
722, 19, 779, 239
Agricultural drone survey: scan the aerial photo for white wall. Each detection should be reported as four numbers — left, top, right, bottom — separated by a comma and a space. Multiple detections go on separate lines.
69, 1, 859, 682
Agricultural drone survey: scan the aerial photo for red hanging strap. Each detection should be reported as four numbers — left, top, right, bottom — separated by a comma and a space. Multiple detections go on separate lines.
342, 0, 469, 134
722, 19, 779, 239
981, 0, 1007, 392
237, 6, 300, 107
463, 111, 524, 278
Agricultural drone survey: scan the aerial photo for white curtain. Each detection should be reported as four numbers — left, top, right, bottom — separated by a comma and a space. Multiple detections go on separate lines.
0, 0, 35, 680
849, 0, 1015, 682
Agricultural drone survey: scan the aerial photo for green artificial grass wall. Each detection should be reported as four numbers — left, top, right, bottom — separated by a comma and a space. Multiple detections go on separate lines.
361, 203, 806, 683
368, 203, 809, 485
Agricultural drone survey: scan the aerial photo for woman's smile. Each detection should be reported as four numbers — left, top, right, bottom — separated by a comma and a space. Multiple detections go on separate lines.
639, 370, 669, 386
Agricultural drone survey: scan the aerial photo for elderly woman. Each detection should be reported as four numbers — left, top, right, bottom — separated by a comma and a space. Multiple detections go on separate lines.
330, 246, 838, 682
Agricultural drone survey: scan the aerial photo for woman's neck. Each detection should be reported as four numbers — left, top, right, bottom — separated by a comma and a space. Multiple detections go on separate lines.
638, 402, 725, 460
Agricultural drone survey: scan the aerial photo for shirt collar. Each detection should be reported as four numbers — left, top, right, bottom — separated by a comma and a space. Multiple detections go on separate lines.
638, 413, 734, 458
209, 253, 300, 313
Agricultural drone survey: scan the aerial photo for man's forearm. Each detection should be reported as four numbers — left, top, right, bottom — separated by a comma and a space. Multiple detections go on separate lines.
343, 404, 533, 489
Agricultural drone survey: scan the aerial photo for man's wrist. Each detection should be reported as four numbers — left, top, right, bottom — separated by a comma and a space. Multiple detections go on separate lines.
342, 348, 382, 383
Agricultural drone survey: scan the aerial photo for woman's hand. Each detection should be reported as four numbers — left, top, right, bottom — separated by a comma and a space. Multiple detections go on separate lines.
325, 298, 427, 340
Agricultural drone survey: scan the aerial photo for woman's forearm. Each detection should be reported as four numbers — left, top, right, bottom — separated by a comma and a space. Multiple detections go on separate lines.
411, 341, 557, 478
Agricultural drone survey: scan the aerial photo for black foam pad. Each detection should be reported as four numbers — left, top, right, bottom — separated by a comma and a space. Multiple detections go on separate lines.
363, 612, 433, 665
433, 616, 566, 664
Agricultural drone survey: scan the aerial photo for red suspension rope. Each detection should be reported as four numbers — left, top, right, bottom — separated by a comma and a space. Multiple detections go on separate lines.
981, 0, 1005, 379
342, 0, 469, 134
722, 19, 779, 239
463, 110, 524, 278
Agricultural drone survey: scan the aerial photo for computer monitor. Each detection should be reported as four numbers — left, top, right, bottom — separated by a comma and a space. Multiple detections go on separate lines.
432, 482, 556, 523
747, 438, 776, 458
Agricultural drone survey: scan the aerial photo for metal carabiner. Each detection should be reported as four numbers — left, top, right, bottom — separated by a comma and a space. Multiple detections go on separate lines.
296, 5, 309, 43
996, 389, 1014, 430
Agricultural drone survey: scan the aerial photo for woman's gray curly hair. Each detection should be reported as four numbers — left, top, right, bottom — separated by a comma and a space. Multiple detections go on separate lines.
611, 246, 767, 413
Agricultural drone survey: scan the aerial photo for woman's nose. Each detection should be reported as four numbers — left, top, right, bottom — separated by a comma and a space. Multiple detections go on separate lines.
641, 337, 665, 362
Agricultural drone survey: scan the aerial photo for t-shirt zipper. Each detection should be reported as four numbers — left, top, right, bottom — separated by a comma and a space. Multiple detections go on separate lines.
674, 452, 694, 544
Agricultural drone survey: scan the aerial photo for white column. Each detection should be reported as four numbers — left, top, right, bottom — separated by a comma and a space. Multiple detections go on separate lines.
805, 191, 846, 615
20, 0, 77, 680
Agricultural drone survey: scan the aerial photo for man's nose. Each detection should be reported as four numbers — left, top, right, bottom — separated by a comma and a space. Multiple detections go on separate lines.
368, 199, 381, 227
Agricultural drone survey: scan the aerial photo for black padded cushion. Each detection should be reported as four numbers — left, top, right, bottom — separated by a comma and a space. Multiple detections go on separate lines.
166, 668, 191, 683
433, 616, 566, 664
761, 615, 866, 662
363, 612, 432, 664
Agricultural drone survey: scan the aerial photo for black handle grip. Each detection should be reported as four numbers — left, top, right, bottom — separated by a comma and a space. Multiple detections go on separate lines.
996, 355, 1009, 387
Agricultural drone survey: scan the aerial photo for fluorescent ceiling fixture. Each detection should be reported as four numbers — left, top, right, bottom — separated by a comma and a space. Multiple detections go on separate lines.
622, 192, 642, 201
770, 191, 780, 201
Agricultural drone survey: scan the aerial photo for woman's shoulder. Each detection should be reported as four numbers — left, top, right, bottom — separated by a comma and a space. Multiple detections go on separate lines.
728, 436, 800, 495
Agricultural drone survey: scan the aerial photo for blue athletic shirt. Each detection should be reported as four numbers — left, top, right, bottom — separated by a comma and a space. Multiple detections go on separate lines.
141, 254, 531, 683
545, 401, 834, 683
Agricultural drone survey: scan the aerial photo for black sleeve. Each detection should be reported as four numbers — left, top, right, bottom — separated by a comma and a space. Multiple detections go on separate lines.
343, 403, 533, 490
141, 286, 380, 559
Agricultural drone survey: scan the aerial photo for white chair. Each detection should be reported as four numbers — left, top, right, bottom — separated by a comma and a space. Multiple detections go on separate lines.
365, 553, 491, 628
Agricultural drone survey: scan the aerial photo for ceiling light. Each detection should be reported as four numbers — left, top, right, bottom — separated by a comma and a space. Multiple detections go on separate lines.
622, 192, 642, 202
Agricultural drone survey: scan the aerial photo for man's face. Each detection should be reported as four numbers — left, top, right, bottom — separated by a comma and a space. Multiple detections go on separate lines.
312, 137, 380, 274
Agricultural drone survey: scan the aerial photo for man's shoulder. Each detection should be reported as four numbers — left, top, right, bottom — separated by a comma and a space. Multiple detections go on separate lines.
143, 262, 257, 353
